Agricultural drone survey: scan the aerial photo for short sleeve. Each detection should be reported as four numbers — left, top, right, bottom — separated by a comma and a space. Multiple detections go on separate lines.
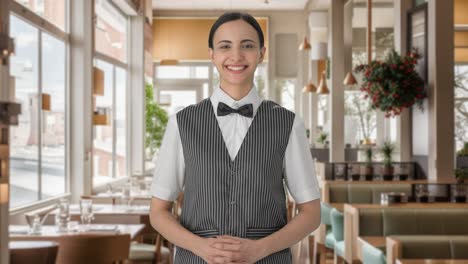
283, 116, 321, 204
150, 114, 185, 201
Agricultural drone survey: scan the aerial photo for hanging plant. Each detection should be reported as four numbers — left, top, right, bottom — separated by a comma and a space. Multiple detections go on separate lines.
354, 49, 427, 117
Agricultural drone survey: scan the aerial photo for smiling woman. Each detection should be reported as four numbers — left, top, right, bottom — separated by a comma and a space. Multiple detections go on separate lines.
149, 12, 321, 264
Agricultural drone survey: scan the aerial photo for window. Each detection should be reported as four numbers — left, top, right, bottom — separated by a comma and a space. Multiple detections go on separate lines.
9, 14, 67, 208
276, 79, 295, 112
455, 65, 468, 151
344, 91, 376, 146
346, 0, 395, 147
93, 0, 129, 187
95, 0, 127, 63
14, 0, 66, 31
93, 60, 127, 185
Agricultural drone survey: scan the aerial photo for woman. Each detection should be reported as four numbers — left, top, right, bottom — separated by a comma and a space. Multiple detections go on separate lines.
150, 12, 321, 264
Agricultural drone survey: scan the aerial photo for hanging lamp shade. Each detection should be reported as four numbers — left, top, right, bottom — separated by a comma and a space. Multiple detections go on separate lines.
299, 37, 311, 50
343, 71, 358, 86
317, 71, 329, 94
302, 81, 317, 93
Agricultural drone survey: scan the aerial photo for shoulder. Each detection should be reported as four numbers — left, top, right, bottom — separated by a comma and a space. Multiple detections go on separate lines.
176, 98, 211, 119
261, 100, 295, 118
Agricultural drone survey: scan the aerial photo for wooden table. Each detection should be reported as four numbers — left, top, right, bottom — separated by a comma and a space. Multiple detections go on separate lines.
397, 259, 468, 264
9, 224, 145, 240
344, 203, 468, 264
357, 236, 385, 261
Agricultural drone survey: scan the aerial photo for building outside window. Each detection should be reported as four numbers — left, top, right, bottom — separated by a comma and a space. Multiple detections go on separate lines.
93, 0, 129, 186
9, 6, 68, 208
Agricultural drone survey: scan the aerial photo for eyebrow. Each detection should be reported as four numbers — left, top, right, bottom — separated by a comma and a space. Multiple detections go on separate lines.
216, 39, 256, 44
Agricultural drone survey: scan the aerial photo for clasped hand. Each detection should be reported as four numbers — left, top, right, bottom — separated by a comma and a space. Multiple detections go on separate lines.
196, 235, 265, 264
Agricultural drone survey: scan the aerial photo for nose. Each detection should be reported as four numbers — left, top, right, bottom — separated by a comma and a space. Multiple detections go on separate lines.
230, 46, 244, 61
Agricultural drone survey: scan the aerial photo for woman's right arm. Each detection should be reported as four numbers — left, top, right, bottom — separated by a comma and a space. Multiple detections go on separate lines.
150, 197, 240, 263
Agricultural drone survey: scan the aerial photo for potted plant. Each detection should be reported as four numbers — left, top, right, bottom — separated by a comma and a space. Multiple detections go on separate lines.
381, 141, 395, 181
316, 132, 328, 148
455, 168, 468, 184
360, 148, 374, 181
456, 142, 468, 168
354, 49, 426, 118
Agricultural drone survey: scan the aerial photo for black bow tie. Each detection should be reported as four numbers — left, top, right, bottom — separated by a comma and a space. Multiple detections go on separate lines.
217, 102, 253, 118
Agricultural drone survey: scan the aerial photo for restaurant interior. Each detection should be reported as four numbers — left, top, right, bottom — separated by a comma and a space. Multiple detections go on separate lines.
0, 0, 467, 263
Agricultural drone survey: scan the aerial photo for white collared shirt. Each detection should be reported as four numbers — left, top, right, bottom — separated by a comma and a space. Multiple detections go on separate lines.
151, 86, 320, 204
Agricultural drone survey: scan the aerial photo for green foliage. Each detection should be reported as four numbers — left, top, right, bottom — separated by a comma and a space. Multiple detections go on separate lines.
145, 83, 168, 157
457, 142, 468, 157
354, 49, 426, 117
455, 168, 468, 182
316, 132, 328, 145
380, 141, 395, 167
363, 148, 373, 166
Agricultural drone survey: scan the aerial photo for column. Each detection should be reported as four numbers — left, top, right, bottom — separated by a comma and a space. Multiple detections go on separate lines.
129, 16, 146, 175
69, 0, 93, 201
394, 0, 413, 161
329, 0, 345, 162
427, 0, 454, 180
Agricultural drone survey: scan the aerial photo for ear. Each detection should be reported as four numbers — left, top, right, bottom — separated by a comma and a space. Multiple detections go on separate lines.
209, 48, 214, 61
258, 46, 266, 63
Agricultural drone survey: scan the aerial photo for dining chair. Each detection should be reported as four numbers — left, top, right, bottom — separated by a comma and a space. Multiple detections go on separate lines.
15, 233, 131, 264
9, 241, 59, 264
128, 193, 183, 264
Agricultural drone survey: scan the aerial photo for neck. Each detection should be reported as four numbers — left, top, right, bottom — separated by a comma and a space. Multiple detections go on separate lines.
219, 81, 253, 101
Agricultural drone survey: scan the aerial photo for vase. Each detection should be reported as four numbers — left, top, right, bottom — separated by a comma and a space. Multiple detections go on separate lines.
360, 165, 373, 181
382, 165, 394, 181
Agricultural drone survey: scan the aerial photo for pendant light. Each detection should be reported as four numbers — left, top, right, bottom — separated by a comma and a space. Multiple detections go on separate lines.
317, 71, 329, 94
343, 71, 357, 86
344, 0, 373, 87
303, 81, 317, 93
299, 37, 311, 51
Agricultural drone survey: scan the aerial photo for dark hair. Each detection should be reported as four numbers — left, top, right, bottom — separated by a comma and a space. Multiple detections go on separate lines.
208, 12, 264, 49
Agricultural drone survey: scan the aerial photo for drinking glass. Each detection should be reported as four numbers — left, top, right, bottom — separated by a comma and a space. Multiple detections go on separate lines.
79, 199, 94, 228
56, 198, 70, 232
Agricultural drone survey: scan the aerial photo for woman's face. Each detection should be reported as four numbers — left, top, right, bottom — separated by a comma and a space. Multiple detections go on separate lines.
209, 19, 266, 90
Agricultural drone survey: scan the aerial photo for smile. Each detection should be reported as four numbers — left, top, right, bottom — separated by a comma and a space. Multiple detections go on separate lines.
225, 65, 248, 73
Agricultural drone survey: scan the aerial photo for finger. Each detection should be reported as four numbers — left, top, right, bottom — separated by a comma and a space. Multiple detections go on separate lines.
215, 236, 242, 243
212, 256, 229, 263
212, 242, 242, 251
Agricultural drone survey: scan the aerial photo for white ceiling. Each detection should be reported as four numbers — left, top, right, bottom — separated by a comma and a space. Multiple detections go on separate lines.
152, 0, 310, 11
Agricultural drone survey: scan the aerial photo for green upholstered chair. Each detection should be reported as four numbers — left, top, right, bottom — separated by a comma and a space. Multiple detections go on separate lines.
387, 236, 468, 262
330, 208, 345, 259
321, 202, 335, 249
361, 240, 386, 264
358, 209, 468, 264
327, 183, 412, 204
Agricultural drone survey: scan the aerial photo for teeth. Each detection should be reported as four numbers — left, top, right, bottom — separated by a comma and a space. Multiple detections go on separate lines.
226, 66, 246, 71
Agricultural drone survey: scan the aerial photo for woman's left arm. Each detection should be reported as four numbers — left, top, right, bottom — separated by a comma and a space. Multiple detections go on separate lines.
213, 199, 320, 263
255, 199, 320, 258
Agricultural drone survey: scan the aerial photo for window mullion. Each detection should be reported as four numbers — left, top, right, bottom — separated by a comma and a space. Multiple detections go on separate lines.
112, 65, 117, 179
38, 30, 43, 201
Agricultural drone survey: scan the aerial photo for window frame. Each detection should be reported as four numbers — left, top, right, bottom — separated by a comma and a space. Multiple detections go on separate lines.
92, 0, 130, 187
9, 0, 70, 210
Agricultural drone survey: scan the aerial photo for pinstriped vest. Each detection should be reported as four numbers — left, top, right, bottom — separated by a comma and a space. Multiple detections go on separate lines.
175, 98, 295, 264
